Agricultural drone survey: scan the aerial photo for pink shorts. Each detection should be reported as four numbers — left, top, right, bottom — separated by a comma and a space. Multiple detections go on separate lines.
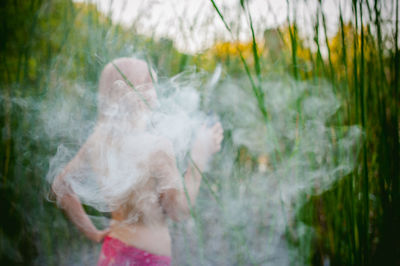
98, 236, 171, 266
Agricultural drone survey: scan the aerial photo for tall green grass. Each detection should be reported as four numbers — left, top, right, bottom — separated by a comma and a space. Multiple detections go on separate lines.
209, 0, 399, 265
0, 0, 399, 265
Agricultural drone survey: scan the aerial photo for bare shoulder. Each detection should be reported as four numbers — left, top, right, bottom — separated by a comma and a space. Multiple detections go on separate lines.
77, 131, 102, 158
150, 136, 175, 159
67, 128, 107, 172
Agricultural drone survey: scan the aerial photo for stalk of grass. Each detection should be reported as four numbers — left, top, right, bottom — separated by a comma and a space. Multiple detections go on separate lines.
351, 2, 364, 264
208, 0, 268, 121
320, 1, 352, 260
208, 4, 288, 209
339, 6, 358, 263
358, 2, 370, 264
0, 43, 12, 185
391, 0, 400, 258
339, 5, 350, 92
313, 4, 327, 78
392, 0, 400, 199
319, 0, 335, 86
373, 0, 400, 262
286, 0, 299, 80
242, 1, 261, 85
352, 1, 360, 124
373, 4, 387, 238
243, 1, 268, 122
2, 81, 11, 185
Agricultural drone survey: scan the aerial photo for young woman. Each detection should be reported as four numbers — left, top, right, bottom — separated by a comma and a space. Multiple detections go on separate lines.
51, 57, 223, 265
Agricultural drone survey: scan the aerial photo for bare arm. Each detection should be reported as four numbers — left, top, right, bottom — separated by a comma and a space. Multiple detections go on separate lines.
52, 141, 109, 242
156, 123, 224, 221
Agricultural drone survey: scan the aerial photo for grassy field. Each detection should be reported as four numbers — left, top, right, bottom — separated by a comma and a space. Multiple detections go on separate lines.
0, 0, 399, 265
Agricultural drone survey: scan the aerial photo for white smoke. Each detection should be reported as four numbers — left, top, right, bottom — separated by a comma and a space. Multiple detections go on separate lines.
43, 65, 360, 265
171, 75, 361, 265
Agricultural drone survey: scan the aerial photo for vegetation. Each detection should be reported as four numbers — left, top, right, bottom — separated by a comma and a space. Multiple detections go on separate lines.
0, 0, 399, 265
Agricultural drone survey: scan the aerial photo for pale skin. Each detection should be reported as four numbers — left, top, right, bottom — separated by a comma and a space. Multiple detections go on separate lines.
52, 58, 223, 257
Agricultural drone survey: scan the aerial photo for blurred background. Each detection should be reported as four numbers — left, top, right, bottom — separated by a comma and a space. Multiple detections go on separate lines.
0, 0, 399, 265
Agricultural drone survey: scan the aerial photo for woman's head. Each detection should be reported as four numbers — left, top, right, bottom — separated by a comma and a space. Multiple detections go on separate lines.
98, 57, 158, 124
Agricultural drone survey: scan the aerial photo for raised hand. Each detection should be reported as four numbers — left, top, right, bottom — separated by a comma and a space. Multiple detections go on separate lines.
191, 122, 224, 170
209, 122, 223, 154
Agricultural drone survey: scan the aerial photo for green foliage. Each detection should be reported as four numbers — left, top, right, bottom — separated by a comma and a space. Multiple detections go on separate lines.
208, 0, 399, 265
1, 0, 399, 265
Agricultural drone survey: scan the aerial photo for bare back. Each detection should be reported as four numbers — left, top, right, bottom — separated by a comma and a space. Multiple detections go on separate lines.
83, 124, 180, 256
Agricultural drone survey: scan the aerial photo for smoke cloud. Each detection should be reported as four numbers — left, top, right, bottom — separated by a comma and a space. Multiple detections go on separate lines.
1, 58, 360, 265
